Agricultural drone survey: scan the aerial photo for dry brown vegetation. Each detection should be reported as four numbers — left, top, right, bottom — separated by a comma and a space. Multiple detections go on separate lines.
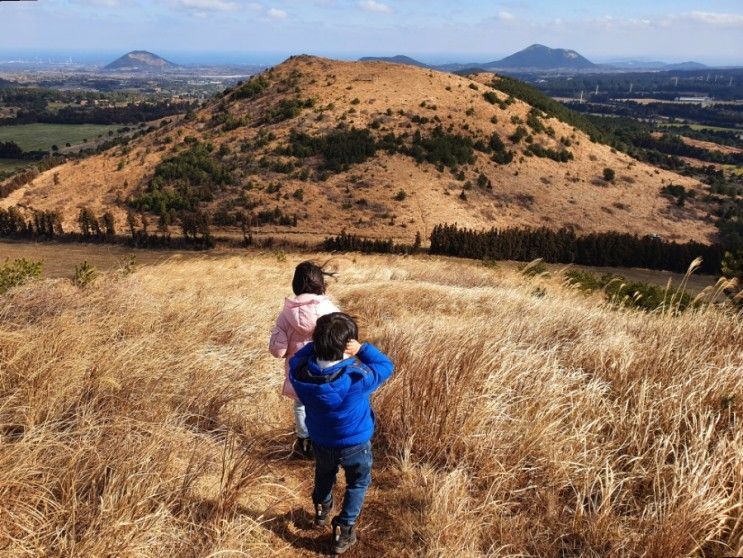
1, 253, 741, 557
1, 56, 716, 244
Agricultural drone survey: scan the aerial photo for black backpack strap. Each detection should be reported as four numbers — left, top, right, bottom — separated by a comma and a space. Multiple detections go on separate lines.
296, 361, 346, 384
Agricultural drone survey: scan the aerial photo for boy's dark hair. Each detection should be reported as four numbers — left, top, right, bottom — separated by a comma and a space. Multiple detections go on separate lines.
313, 312, 358, 361
292, 261, 327, 296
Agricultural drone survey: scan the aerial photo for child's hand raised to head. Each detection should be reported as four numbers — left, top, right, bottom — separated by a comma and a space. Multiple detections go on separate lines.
345, 339, 362, 356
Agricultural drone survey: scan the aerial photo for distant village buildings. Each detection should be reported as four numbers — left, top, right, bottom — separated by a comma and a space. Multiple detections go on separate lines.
675, 96, 712, 106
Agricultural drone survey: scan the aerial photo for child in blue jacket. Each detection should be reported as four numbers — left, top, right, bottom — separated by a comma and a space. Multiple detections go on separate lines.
289, 312, 394, 555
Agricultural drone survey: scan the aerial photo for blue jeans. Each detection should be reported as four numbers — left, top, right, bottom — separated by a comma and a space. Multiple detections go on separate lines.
312, 441, 373, 526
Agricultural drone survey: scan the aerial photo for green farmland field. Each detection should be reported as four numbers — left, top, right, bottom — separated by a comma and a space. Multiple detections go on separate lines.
0, 123, 120, 152
659, 122, 742, 133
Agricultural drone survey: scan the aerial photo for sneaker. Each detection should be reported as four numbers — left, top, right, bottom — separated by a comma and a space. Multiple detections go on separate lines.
292, 437, 313, 459
314, 498, 333, 527
331, 518, 357, 555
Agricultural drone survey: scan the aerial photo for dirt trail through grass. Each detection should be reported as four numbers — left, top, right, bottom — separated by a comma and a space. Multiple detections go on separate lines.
236, 448, 406, 556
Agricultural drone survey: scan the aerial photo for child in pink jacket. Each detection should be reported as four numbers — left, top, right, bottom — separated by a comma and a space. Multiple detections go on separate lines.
269, 261, 340, 458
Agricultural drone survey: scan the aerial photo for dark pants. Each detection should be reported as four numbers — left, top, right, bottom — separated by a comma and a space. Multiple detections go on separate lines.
312, 440, 373, 525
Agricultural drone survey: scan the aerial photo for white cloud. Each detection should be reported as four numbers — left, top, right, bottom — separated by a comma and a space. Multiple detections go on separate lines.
497, 11, 514, 21
359, 0, 391, 14
267, 7, 287, 19
175, 0, 238, 11
686, 11, 743, 28
70, 0, 122, 6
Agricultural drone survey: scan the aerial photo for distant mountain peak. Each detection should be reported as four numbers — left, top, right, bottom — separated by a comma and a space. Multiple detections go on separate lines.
104, 50, 178, 72
358, 55, 429, 68
662, 61, 708, 71
489, 44, 595, 70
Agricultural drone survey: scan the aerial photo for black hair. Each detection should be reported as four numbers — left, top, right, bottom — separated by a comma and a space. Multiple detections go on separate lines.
292, 260, 338, 296
313, 312, 358, 361
292, 261, 326, 296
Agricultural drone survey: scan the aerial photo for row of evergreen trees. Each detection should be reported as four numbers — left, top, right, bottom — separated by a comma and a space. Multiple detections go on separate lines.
0, 204, 723, 275
429, 224, 723, 275
322, 230, 422, 255
0, 206, 213, 249
322, 231, 397, 254
0, 207, 63, 238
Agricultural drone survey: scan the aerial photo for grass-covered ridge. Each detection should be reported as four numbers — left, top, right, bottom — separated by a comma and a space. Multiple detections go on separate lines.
489, 75, 607, 141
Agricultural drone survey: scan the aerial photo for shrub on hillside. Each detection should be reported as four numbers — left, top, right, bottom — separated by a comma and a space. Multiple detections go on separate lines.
255, 206, 297, 227
483, 91, 499, 105
489, 132, 514, 164
526, 108, 546, 134
492, 149, 514, 164
222, 114, 248, 131
73, 261, 98, 288
565, 269, 694, 312
509, 126, 528, 144
0, 258, 42, 294
661, 183, 694, 207
130, 143, 233, 215
232, 76, 269, 100
527, 144, 574, 163
263, 98, 314, 124
289, 128, 377, 172
406, 126, 475, 169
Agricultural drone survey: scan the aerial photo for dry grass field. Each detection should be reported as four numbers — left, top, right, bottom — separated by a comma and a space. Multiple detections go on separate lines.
0, 252, 741, 557
0, 239, 721, 294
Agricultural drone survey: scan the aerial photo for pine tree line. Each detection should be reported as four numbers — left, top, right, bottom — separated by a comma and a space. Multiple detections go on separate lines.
0, 207, 213, 250
429, 224, 723, 275
0, 207, 63, 238
322, 230, 421, 255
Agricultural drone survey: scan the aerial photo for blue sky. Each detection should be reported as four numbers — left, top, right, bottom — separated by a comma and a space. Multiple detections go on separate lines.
1, 0, 742, 65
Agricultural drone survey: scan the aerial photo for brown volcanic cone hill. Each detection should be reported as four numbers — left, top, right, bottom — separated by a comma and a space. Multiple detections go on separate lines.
1, 55, 717, 244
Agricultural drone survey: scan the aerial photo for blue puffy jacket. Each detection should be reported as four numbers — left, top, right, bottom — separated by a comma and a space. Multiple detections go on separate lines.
288, 342, 394, 448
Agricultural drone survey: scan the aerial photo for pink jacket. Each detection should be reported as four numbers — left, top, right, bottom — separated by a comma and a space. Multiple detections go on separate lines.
269, 293, 340, 399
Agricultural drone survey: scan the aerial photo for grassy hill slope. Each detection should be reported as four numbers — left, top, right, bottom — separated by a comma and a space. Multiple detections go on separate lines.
1, 56, 717, 244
